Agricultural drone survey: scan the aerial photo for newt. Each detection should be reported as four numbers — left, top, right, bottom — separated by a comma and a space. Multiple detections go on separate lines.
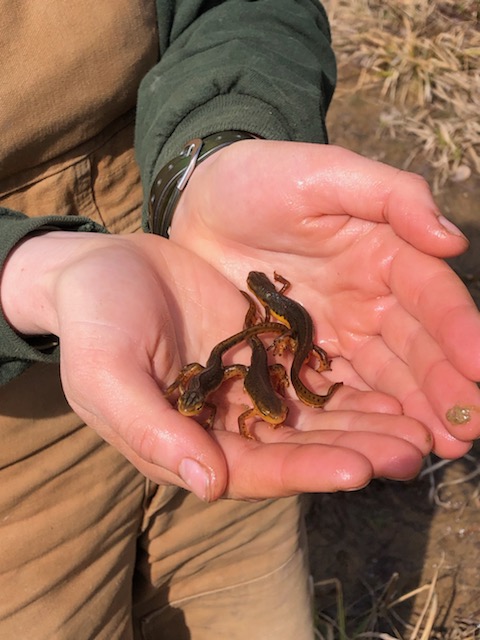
238, 334, 290, 439
237, 291, 290, 439
246, 271, 342, 408
165, 317, 289, 429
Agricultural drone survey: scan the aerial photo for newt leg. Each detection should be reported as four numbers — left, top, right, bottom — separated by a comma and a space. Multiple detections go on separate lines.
311, 344, 332, 372
240, 289, 272, 325
273, 272, 291, 295
270, 334, 296, 356
268, 363, 289, 397
164, 363, 204, 396
238, 407, 257, 439
238, 404, 288, 439
203, 402, 218, 430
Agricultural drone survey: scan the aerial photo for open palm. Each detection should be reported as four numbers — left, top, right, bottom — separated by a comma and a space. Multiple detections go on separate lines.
16, 230, 426, 501
171, 140, 480, 459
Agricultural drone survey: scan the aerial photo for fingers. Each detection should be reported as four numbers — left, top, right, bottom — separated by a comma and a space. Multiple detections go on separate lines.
65, 342, 428, 502
287, 143, 469, 258
212, 420, 426, 500
389, 245, 480, 380
309, 397, 432, 455
382, 252, 480, 444
189, 141, 468, 259
212, 382, 430, 500
349, 334, 476, 458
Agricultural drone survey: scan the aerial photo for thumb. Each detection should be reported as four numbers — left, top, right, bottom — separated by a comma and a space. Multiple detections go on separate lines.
61, 350, 228, 502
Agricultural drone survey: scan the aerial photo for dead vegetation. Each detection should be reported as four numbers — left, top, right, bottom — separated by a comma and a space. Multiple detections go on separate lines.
307, 3, 480, 637
323, 0, 480, 191
314, 568, 441, 640
310, 451, 480, 639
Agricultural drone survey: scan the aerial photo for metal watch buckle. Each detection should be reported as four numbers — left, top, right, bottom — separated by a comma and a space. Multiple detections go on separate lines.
176, 138, 203, 191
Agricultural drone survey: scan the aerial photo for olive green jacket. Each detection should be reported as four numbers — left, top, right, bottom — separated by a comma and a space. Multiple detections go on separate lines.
0, 0, 336, 384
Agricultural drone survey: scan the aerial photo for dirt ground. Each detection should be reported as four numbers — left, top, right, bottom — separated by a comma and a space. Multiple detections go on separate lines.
306, 81, 480, 639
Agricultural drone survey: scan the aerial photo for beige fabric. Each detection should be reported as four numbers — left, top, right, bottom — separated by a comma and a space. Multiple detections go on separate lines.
0, 123, 315, 639
0, 0, 158, 183
0, 113, 142, 232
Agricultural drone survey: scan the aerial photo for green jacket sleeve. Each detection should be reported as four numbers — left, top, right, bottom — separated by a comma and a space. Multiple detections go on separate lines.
135, 0, 336, 211
0, 0, 336, 385
0, 209, 106, 384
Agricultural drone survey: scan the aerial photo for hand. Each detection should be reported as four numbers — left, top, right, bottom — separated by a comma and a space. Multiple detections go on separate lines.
171, 140, 480, 459
1, 231, 431, 500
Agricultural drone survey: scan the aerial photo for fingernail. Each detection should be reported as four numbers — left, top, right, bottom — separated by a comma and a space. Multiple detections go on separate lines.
437, 215, 467, 239
345, 481, 371, 492
178, 458, 212, 502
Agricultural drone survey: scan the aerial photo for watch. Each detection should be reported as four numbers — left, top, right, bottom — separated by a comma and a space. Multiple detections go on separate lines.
148, 130, 259, 238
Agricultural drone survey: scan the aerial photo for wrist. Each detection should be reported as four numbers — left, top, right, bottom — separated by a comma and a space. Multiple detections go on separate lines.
148, 131, 259, 238
1, 231, 90, 337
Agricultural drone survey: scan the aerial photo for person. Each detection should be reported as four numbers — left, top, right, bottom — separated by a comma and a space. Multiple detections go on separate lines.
1, 2, 479, 639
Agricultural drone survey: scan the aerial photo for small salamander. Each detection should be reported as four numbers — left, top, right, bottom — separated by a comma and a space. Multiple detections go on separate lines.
238, 334, 289, 439
237, 291, 289, 438
165, 319, 289, 428
247, 271, 342, 408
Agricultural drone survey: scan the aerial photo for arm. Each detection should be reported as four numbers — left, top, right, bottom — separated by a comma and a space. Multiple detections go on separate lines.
136, 0, 336, 200
137, 0, 463, 253
0, 210, 106, 384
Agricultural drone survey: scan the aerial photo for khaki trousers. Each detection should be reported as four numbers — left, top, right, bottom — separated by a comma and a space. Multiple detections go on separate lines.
0, 117, 314, 639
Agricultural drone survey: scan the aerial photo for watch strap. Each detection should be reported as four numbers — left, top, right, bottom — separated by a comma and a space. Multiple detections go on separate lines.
148, 130, 259, 238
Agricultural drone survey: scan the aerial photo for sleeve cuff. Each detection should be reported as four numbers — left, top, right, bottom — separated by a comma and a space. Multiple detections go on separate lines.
0, 211, 108, 384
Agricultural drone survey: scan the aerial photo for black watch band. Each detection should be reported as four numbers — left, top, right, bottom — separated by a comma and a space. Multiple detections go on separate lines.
148, 130, 259, 238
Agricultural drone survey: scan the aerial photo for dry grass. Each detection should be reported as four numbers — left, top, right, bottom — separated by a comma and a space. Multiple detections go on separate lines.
323, 0, 480, 191
314, 570, 441, 640
309, 4, 480, 636
313, 453, 480, 639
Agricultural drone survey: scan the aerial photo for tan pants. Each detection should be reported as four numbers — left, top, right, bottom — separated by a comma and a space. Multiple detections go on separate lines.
0, 117, 314, 640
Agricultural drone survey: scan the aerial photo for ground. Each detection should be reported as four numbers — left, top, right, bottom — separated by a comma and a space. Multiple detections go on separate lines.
306, 82, 480, 639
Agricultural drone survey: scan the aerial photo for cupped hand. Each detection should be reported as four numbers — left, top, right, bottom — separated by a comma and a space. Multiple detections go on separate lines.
171, 140, 480, 458
1, 231, 432, 499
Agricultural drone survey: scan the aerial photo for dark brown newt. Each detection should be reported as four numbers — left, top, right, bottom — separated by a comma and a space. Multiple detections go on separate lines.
238, 334, 290, 439
246, 271, 342, 408
165, 320, 289, 428
237, 291, 289, 438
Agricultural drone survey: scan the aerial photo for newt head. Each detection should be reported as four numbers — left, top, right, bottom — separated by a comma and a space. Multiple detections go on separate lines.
257, 400, 289, 425
177, 390, 205, 416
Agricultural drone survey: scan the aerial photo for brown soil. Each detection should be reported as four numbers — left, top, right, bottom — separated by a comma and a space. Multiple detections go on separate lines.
306, 83, 480, 639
